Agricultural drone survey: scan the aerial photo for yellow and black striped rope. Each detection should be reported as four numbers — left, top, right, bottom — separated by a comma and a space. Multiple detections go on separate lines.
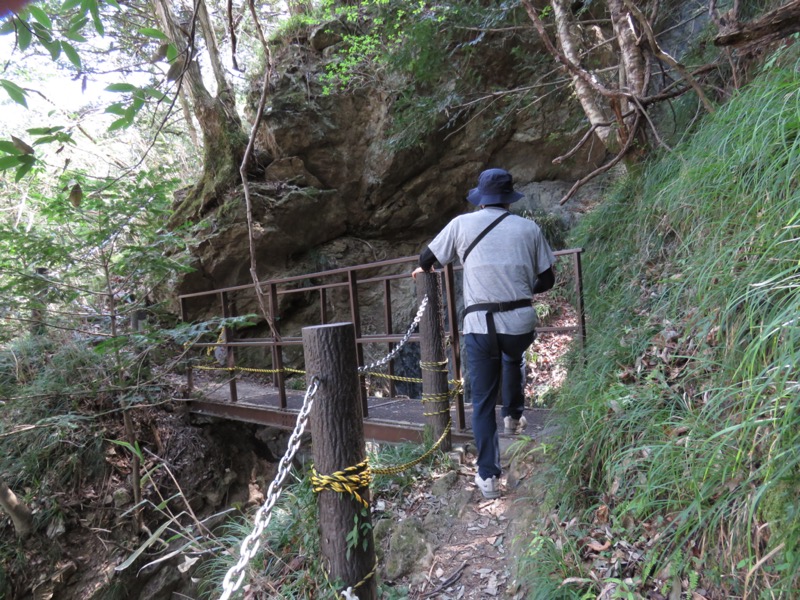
365, 371, 423, 384
420, 359, 449, 373
191, 364, 308, 376
193, 365, 235, 372
422, 406, 451, 417
193, 364, 281, 374
421, 391, 450, 403
311, 459, 372, 509
371, 419, 452, 476
345, 566, 376, 596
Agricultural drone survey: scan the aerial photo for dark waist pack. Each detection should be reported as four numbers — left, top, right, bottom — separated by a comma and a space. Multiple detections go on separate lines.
462, 299, 532, 357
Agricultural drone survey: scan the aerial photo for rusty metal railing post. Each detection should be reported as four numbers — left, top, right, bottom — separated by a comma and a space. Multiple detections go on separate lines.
319, 287, 328, 324
383, 279, 396, 399
180, 297, 194, 394
220, 291, 238, 403
267, 281, 287, 409
347, 270, 368, 416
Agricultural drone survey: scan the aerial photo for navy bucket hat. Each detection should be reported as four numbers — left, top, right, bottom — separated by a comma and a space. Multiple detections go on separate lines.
466, 168, 524, 206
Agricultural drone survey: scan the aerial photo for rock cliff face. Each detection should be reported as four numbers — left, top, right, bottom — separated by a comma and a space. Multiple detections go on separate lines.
179, 41, 603, 288
174, 17, 620, 335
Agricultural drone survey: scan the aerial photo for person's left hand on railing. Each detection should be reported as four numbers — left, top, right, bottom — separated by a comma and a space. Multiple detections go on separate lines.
411, 266, 431, 280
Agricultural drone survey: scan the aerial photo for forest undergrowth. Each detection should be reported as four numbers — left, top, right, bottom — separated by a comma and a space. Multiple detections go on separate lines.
514, 48, 800, 599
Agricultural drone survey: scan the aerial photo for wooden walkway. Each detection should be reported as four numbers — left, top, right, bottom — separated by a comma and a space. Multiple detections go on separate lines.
187, 371, 551, 445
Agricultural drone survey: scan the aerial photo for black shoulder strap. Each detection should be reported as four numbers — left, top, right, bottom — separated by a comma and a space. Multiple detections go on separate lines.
462, 211, 511, 263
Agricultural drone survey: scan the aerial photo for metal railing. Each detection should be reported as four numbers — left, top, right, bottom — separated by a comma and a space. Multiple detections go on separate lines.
178, 249, 585, 433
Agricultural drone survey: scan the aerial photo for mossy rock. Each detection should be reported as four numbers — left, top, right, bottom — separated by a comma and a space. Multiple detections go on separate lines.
381, 517, 434, 581
757, 478, 800, 532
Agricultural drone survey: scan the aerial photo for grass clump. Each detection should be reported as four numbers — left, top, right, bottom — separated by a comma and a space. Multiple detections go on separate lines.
198, 437, 448, 598
520, 51, 800, 598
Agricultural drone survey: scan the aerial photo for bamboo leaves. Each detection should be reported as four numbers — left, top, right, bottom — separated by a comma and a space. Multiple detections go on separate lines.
10, 135, 34, 155
0, 79, 28, 107
61, 40, 82, 70
68, 182, 83, 208
1, 136, 35, 181
104, 84, 168, 131
0, 128, 75, 181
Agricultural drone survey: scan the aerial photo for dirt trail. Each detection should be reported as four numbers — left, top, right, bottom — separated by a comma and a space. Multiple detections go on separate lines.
376, 300, 574, 599
375, 430, 550, 600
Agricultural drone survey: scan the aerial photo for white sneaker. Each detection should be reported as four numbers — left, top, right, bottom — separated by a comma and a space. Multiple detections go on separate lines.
504, 415, 527, 435
474, 473, 501, 499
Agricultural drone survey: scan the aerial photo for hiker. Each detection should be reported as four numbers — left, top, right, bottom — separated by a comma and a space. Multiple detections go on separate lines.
412, 168, 556, 499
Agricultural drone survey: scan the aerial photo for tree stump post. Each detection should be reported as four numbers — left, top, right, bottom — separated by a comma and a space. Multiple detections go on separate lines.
302, 323, 377, 600
416, 272, 452, 452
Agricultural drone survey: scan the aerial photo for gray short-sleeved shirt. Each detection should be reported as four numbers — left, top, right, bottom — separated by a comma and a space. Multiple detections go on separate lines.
428, 206, 556, 335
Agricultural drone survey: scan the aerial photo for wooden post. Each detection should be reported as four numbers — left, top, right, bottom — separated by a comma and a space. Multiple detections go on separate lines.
416, 272, 452, 452
444, 263, 465, 431
302, 323, 377, 600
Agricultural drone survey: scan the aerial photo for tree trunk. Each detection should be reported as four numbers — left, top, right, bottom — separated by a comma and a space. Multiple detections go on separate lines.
302, 323, 378, 600
416, 272, 451, 452
714, 0, 800, 48
196, 0, 230, 96
608, 0, 647, 97
153, 0, 245, 223
0, 476, 33, 537
549, 0, 617, 149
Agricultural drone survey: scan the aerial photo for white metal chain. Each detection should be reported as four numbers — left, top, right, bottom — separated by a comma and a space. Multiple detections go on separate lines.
357, 295, 428, 374
219, 376, 320, 600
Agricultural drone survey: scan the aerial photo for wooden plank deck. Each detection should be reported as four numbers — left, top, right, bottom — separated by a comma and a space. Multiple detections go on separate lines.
187, 372, 552, 445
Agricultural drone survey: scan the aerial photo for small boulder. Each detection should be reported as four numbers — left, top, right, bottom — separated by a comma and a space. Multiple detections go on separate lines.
310, 20, 344, 52
382, 517, 434, 582
112, 487, 132, 508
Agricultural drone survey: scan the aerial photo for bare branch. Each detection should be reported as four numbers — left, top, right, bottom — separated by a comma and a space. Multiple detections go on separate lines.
624, 0, 716, 114
714, 0, 800, 48
227, 0, 240, 71
632, 95, 672, 152
640, 63, 720, 105
239, 0, 280, 340
10, 316, 113, 338
559, 112, 643, 206
523, 0, 635, 150
522, 1, 624, 101
552, 110, 634, 165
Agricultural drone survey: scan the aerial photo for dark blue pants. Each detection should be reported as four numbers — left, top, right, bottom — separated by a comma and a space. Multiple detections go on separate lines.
465, 331, 535, 479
